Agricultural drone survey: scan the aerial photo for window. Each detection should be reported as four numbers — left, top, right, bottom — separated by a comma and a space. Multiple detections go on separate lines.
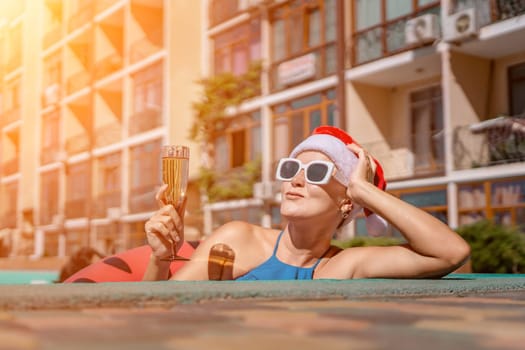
270, 0, 337, 90
130, 63, 163, 135
352, 0, 440, 65
213, 111, 261, 172
41, 111, 60, 165
129, 139, 161, 213
44, 52, 61, 87
387, 186, 448, 237
133, 63, 162, 114
213, 18, 261, 75
509, 62, 525, 116
40, 170, 59, 225
7, 24, 22, 71
272, 89, 336, 164
5, 79, 20, 112
209, 0, 240, 27
0, 182, 18, 229
410, 86, 444, 175
458, 177, 525, 230
96, 152, 121, 217
66, 161, 90, 218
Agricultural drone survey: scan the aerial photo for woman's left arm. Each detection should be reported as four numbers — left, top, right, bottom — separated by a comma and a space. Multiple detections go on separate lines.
344, 144, 471, 279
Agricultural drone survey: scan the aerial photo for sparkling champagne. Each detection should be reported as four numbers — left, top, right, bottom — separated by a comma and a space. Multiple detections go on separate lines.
161, 145, 189, 209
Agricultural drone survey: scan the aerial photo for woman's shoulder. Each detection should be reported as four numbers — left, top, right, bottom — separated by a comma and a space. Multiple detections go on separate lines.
207, 221, 279, 246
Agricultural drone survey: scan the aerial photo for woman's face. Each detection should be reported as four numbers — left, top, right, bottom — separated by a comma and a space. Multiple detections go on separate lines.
279, 151, 347, 223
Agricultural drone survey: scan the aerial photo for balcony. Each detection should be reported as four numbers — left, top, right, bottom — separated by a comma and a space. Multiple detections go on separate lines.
2, 158, 19, 176
454, 116, 525, 170
65, 198, 89, 219
0, 212, 17, 229
68, 4, 93, 32
43, 25, 62, 49
41, 83, 61, 107
94, 54, 123, 81
351, 4, 440, 67
442, 1, 525, 59
363, 135, 445, 181
96, 0, 121, 13
129, 108, 162, 136
65, 133, 90, 155
67, 70, 91, 95
94, 122, 121, 148
1, 107, 21, 127
94, 191, 121, 218
129, 30, 163, 64
40, 144, 62, 165
6, 55, 22, 73
271, 43, 336, 92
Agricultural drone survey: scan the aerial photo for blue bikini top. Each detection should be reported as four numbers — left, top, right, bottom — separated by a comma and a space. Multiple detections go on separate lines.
236, 231, 329, 281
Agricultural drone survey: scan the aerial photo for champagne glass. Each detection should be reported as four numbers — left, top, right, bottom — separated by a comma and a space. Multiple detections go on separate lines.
161, 145, 190, 261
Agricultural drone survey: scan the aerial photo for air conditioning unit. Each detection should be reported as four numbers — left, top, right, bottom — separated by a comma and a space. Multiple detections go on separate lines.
405, 14, 440, 45
253, 181, 281, 200
443, 7, 478, 43
44, 83, 60, 106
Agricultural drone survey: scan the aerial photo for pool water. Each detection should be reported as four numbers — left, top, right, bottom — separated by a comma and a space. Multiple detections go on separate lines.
0, 270, 59, 284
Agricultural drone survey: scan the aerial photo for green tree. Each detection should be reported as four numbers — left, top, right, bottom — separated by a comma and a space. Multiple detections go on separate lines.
190, 61, 262, 201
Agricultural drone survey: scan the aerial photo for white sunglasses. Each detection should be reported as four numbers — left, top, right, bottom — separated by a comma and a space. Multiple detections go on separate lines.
275, 158, 335, 185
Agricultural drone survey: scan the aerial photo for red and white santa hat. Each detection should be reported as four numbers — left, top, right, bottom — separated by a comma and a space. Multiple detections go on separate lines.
289, 125, 388, 236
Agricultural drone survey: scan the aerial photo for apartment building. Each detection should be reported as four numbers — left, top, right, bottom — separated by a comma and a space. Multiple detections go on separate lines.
202, 0, 525, 238
0, 0, 202, 258
0, 0, 524, 259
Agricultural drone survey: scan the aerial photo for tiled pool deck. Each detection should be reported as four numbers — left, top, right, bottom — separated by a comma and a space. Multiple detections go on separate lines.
0, 274, 524, 349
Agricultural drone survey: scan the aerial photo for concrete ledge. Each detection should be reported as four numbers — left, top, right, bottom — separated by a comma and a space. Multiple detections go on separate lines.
0, 274, 524, 310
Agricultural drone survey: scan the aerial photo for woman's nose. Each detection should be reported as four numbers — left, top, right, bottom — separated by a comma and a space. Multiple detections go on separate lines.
291, 169, 306, 186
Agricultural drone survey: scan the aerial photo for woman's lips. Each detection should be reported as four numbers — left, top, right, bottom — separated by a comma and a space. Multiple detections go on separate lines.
285, 191, 304, 199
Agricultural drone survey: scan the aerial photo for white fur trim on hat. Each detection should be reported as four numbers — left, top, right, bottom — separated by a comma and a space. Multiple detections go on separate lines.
288, 133, 388, 236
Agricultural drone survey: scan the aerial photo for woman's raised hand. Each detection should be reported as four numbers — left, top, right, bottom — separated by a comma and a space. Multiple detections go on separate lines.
144, 184, 185, 261
345, 143, 377, 204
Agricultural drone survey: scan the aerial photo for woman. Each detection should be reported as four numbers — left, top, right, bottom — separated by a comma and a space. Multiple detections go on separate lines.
143, 126, 470, 281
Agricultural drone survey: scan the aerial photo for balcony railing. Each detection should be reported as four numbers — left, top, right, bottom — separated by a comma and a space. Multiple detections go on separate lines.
94, 53, 123, 81
454, 116, 525, 170
65, 133, 90, 155
362, 133, 445, 182
2, 158, 19, 176
67, 70, 91, 95
94, 191, 121, 218
129, 30, 163, 64
129, 185, 157, 213
352, 4, 440, 66
494, 0, 525, 21
40, 144, 61, 165
95, 122, 121, 148
129, 108, 162, 135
